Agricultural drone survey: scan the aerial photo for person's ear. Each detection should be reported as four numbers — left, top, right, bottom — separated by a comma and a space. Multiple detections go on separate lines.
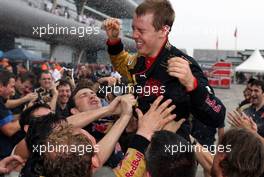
146, 171, 152, 177
218, 152, 228, 176
70, 108, 79, 115
91, 155, 100, 173
161, 25, 170, 37
0, 84, 6, 95
24, 125, 29, 133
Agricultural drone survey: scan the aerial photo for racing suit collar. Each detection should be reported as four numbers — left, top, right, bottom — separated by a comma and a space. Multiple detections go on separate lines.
145, 38, 168, 69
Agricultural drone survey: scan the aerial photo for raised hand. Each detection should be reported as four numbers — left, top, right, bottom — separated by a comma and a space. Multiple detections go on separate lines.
163, 118, 186, 133
135, 95, 176, 140
167, 57, 195, 91
24, 92, 38, 102
228, 110, 258, 132
119, 94, 137, 117
107, 94, 136, 117
103, 18, 121, 40
0, 155, 25, 174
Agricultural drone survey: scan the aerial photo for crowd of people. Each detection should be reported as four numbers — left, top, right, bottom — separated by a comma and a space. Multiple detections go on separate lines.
23, 0, 100, 26
0, 0, 264, 177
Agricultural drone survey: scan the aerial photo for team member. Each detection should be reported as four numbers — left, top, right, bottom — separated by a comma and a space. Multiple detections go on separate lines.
103, 0, 225, 138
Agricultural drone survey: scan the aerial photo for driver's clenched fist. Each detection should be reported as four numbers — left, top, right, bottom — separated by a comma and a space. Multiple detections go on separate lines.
103, 18, 121, 40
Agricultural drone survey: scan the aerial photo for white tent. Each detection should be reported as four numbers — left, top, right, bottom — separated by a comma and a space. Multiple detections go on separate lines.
235, 50, 264, 73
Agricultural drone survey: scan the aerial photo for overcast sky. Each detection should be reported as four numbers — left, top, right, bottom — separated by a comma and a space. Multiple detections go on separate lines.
168, 0, 264, 55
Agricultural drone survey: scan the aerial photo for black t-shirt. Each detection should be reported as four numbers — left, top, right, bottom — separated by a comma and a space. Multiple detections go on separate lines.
55, 104, 71, 119
191, 118, 216, 146
191, 115, 225, 146
0, 96, 25, 160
